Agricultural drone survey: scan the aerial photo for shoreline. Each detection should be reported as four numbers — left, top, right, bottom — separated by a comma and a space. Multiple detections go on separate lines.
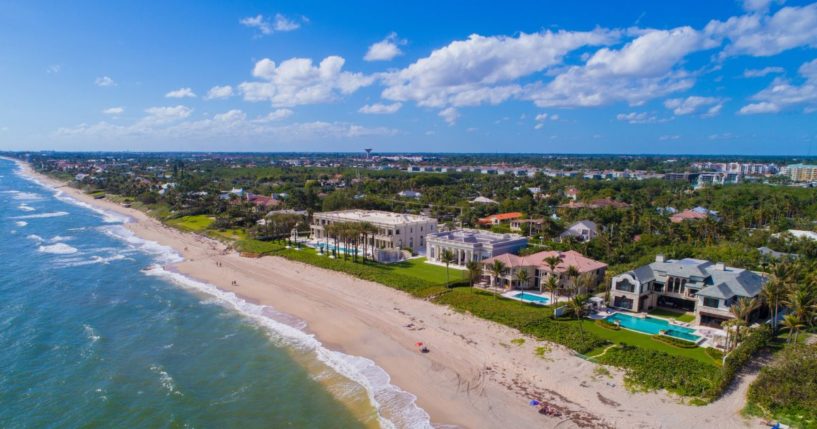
14, 159, 766, 429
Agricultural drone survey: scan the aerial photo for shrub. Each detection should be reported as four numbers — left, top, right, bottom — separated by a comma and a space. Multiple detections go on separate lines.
705, 347, 724, 364
706, 325, 773, 400
595, 319, 621, 330
651, 335, 699, 349
746, 343, 817, 427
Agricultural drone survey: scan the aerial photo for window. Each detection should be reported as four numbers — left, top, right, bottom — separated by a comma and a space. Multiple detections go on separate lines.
703, 297, 720, 308
616, 280, 635, 293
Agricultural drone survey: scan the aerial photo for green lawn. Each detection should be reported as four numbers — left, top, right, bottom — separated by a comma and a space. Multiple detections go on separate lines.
648, 307, 696, 323
166, 214, 214, 232
377, 257, 463, 284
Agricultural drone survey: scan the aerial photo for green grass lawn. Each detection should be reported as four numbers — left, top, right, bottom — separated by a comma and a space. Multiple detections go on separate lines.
377, 257, 463, 284
166, 214, 214, 232
648, 307, 696, 323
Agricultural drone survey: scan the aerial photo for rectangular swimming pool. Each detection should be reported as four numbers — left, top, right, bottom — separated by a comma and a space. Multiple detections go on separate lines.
512, 292, 550, 305
606, 313, 700, 342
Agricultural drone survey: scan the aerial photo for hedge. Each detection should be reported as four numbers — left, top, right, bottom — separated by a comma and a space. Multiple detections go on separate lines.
651, 334, 699, 349
705, 325, 773, 400
595, 319, 621, 330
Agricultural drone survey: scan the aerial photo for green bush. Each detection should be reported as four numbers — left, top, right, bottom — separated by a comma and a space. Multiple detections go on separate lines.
746, 343, 817, 428
651, 334, 699, 348
705, 347, 724, 363
595, 319, 621, 330
596, 344, 721, 397
706, 325, 773, 400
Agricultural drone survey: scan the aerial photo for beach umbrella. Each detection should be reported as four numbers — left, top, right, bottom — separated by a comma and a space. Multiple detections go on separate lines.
529, 400, 540, 406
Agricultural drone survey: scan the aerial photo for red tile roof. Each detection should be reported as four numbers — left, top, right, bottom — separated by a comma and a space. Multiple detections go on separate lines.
482, 250, 606, 273
478, 212, 524, 224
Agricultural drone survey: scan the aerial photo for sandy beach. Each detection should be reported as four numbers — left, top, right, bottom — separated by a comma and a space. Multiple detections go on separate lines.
18, 161, 767, 429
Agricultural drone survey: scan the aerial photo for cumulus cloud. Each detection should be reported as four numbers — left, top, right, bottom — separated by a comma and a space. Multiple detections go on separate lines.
364, 32, 407, 61
240, 13, 304, 36
616, 112, 663, 124
739, 58, 817, 114
142, 105, 193, 124
526, 27, 715, 108
664, 96, 724, 116
741, 0, 783, 13
381, 29, 618, 108
102, 107, 124, 115
95, 76, 116, 87
535, 113, 559, 122
205, 85, 234, 100
438, 107, 459, 125
55, 109, 394, 142
239, 56, 374, 107
255, 108, 293, 122
706, 3, 817, 57
359, 102, 402, 114
165, 87, 196, 98
743, 66, 785, 77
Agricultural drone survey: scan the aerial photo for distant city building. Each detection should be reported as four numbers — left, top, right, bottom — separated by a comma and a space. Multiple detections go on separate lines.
781, 164, 817, 182
310, 210, 437, 252
425, 229, 527, 267
609, 256, 766, 327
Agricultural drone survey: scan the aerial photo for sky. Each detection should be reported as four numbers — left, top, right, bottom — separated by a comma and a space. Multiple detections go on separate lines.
1, 0, 817, 155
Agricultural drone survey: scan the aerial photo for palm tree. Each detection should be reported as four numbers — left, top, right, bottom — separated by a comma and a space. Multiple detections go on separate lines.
488, 259, 507, 291
440, 249, 455, 288
565, 265, 580, 298
544, 275, 559, 308
760, 277, 785, 331
785, 289, 815, 329
781, 314, 804, 343
727, 297, 759, 348
567, 295, 588, 341
515, 269, 529, 290
466, 260, 482, 289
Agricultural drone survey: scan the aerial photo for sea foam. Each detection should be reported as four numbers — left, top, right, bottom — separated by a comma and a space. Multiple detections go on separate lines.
12, 211, 68, 220
38, 243, 79, 255
18, 204, 35, 212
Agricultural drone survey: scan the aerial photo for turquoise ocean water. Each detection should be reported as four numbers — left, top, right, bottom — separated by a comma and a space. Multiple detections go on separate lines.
0, 159, 430, 429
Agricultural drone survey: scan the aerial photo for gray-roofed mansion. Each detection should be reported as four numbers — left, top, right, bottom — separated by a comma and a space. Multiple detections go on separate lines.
425, 229, 528, 267
609, 255, 766, 327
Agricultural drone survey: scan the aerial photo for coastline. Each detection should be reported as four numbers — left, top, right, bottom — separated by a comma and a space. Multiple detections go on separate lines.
14, 159, 767, 429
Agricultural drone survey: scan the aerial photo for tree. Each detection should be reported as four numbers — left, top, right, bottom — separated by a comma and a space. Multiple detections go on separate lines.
515, 269, 529, 290
781, 314, 804, 343
785, 289, 815, 329
761, 275, 785, 331
567, 295, 588, 341
728, 297, 759, 348
544, 275, 559, 308
466, 260, 482, 289
565, 265, 580, 298
488, 259, 507, 291
441, 249, 455, 288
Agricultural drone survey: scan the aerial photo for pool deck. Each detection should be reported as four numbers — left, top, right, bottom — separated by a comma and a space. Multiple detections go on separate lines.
596, 310, 726, 348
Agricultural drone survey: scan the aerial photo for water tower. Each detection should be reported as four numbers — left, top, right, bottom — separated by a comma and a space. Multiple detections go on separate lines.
364, 148, 373, 160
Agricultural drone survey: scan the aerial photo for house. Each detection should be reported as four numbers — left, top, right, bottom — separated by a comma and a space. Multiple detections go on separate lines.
470, 196, 498, 204
246, 193, 281, 209
559, 220, 598, 242
757, 246, 798, 261
219, 187, 244, 200
310, 210, 437, 253
609, 255, 767, 328
425, 229, 528, 268
478, 212, 523, 226
565, 187, 579, 201
398, 190, 422, 199
781, 229, 817, 241
481, 250, 606, 291
558, 198, 629, 209
509, 218, 545, 235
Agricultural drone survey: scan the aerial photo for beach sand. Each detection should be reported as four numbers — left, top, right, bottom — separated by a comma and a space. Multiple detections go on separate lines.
20, 162, 766, 429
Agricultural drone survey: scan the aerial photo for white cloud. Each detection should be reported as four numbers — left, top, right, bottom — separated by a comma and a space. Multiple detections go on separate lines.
741, 0, 783, 13
438, 107, 459, 125
739, 58, 817, 114
663, 96, 724, 116
706, 3, 817, 57
616, 112, 662, 124
364, 33, 406, 61
239, 56, 374, 107
535, 113, 549, 121
381, 29, 618, 108
95, 76, 116, 87
534, 123, 545, 130
708, 132, 736, 140
55, 109, 395, 142
47, 64, 61, 74
205, 85, 234, 100
659, 134, 681, 141
240, 14, 304, 36
254, 108, 293, 122
359, 102, 402, 114
743, 66, 785, 77
102, 107, 124, 115
165, 87, 196, 98
526, 27, 713, 108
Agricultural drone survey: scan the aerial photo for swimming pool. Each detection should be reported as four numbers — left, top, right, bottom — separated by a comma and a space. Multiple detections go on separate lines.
606, 313, 700, 342
512, 292, 550, 305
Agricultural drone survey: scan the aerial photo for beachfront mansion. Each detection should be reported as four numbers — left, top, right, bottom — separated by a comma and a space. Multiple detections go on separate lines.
310, 210, 437, 253
609, 255, 766, 327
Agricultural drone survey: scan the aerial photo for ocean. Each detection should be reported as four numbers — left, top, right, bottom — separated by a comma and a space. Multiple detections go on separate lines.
0, 159, 429, 429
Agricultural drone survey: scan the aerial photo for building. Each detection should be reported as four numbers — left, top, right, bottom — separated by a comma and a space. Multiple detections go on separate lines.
510, 218, 545, 235
670, 207, 718, 223
781, 164, 817, 182
398, 190, 422, 199
470, 196, 498, 204
310, 210, 437, 252
609, 256, 766, 327
425, 229, 527, 267
559, 220, 598, 242
481, 250, 606, 291
478, 212, 524, 226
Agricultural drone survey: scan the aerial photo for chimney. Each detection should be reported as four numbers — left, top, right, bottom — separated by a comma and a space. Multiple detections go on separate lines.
655, 254, 665, 263
714, 262, 726, 271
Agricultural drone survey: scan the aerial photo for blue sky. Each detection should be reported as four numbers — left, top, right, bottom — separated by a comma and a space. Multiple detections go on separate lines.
1, 0, 816, 154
